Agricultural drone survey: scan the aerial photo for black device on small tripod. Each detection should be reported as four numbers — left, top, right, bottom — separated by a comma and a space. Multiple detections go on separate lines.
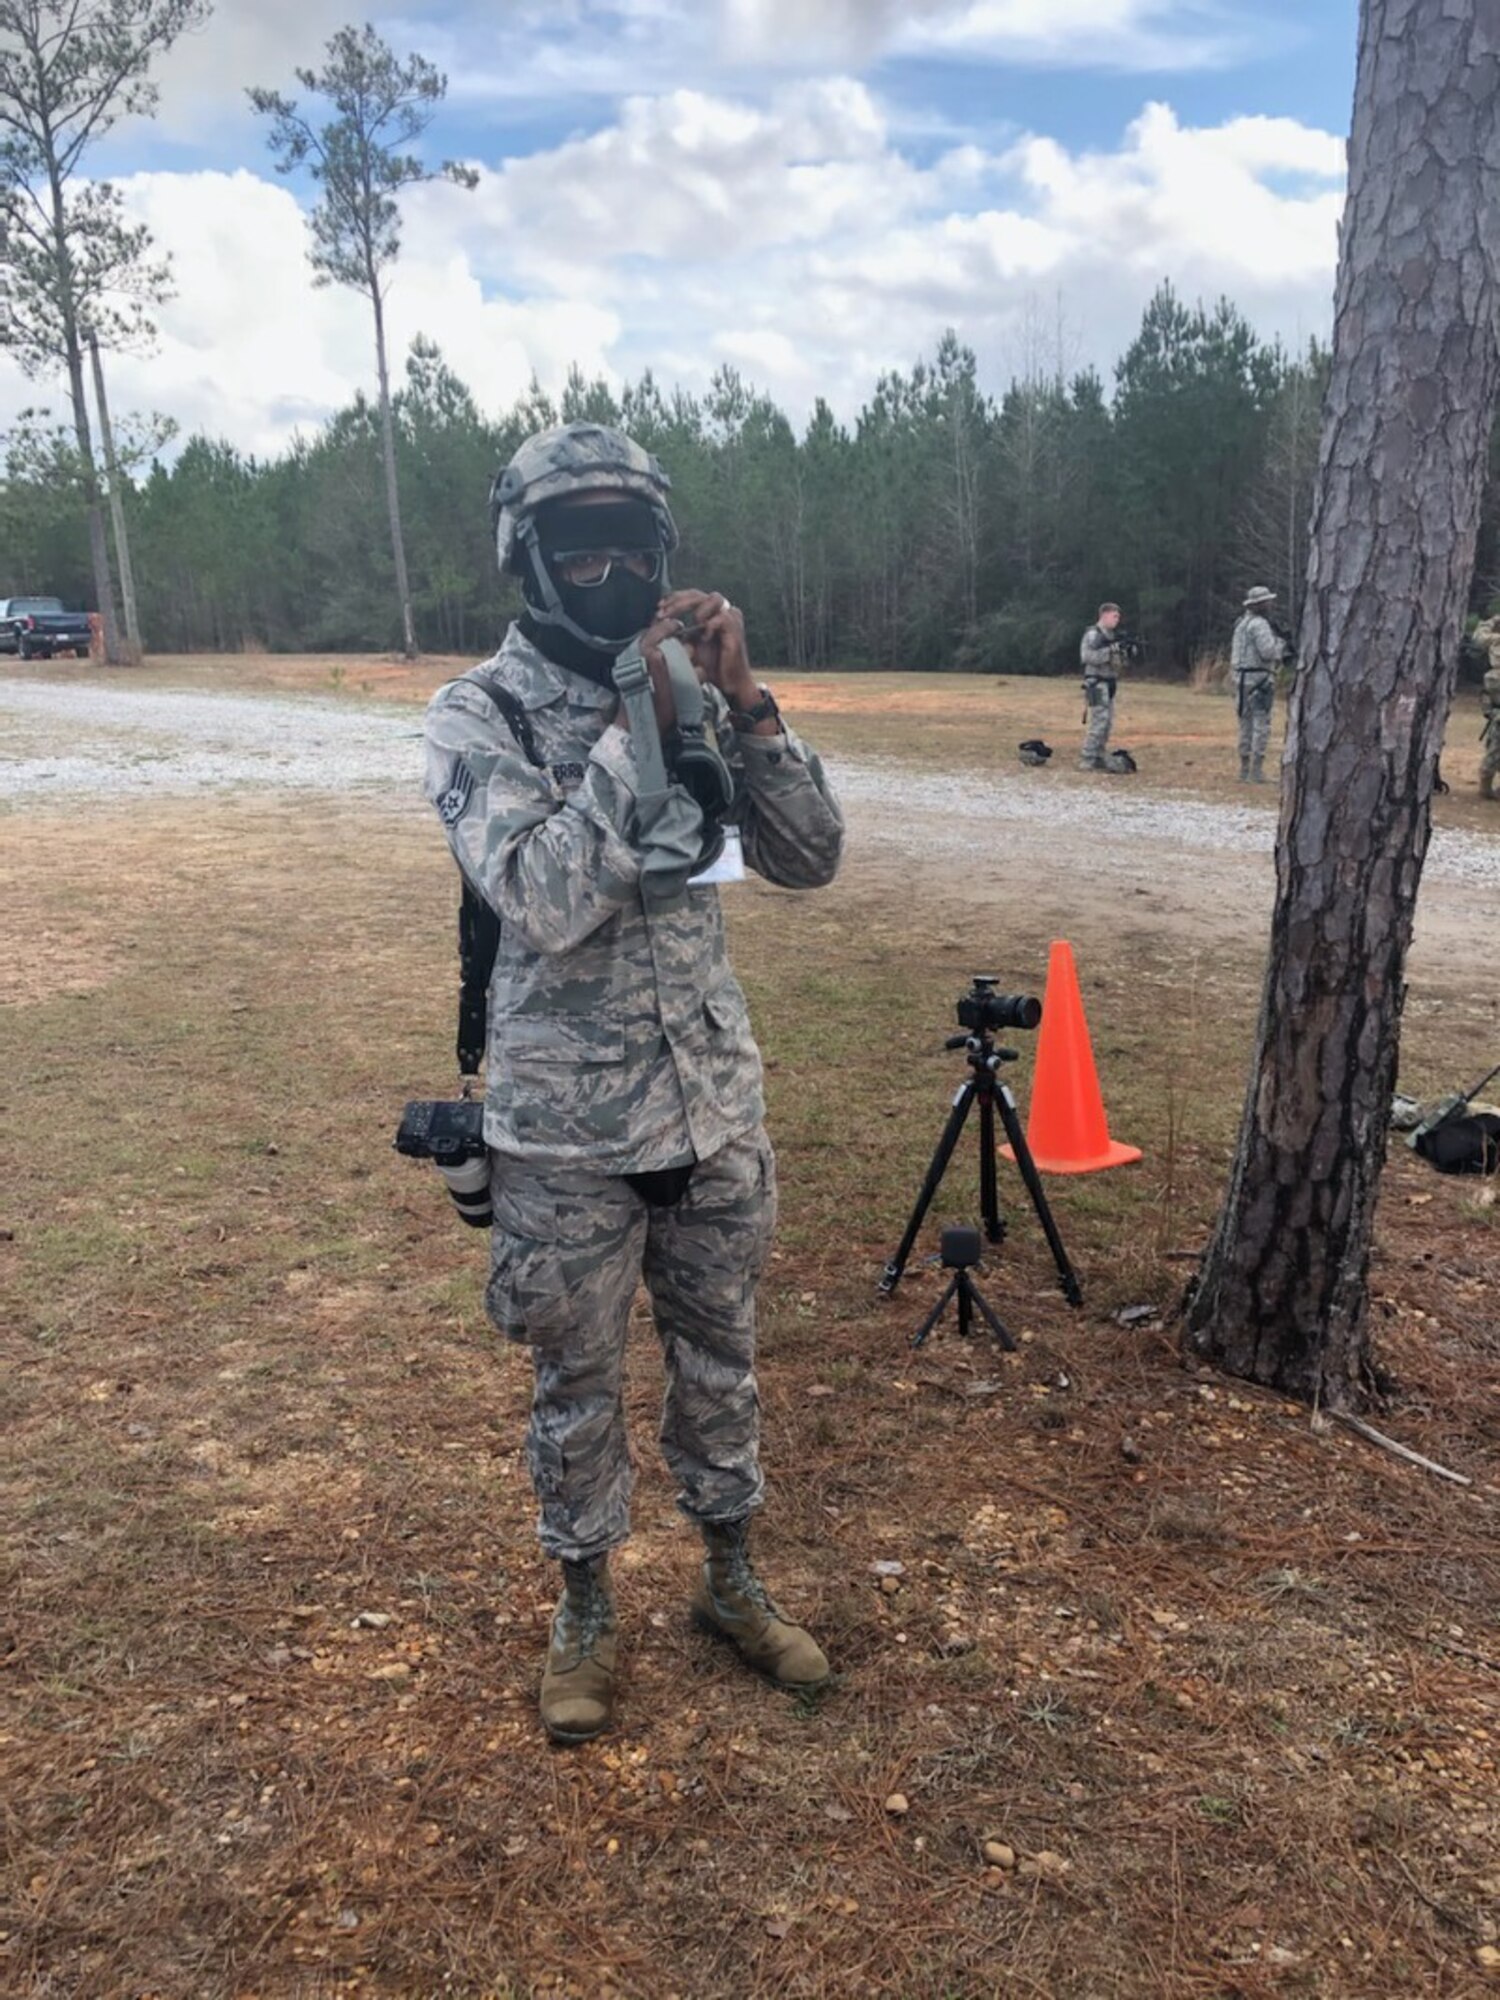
878, 977, 1083, 1342
910, 1224, 1019, 1351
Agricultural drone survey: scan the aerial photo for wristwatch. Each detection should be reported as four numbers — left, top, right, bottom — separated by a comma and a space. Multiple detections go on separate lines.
729, 684, 780, 733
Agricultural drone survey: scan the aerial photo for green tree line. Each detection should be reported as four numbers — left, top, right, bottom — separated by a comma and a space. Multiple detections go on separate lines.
0, 280, 1382, 674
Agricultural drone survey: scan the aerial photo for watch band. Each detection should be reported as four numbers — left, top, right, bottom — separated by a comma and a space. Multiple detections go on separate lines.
730, 685, 780, 733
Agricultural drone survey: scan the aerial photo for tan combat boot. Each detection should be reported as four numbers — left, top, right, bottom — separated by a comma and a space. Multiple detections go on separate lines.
691, 1519, 830, 1688
1482, 768, 1495, 801
1238, 756, 1250, 782
540, 1556, 617, 1744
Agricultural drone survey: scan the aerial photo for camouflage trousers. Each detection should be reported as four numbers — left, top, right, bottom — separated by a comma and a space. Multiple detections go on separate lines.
1237, 673, 1274, 763
1080, 679, 1115, 767
1482, 712, 1500, 782
486, 1128, 775, 1562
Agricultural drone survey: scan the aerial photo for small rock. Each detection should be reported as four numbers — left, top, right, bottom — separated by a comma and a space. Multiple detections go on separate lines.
983, 1841, 1016, 1870
823, 1802, 853, 1823
1035, 1850, 1070, 1879
352, 1610, 394, 1630
871, 1560, 906, 1578
936, 1632, 975, 1658
1477, 1945, 1500, 1971
879, 1575, 901, 1596
808, 1384, 837, 1398
884, 1793, 910, 1817
333, 1908, 359, 1932
1121, 1435, 1144, 1463
369, 1661, 412, 1683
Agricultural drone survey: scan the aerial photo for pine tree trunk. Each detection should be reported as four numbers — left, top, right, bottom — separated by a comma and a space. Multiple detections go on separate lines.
371, 287, 418, 660
1185, 0, 1500, 1407
88, 332, 143, 663
46, 164, 123, 666
65, 335, 124, 665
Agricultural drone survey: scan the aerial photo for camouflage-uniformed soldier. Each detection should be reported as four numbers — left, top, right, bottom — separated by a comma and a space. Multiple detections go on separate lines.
423, 423, 844, 1743
1478, 617, 1500, 801
1079, 602, 1124, 770
1231, 586, 1292, 783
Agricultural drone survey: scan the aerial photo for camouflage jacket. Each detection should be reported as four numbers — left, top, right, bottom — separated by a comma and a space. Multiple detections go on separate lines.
1080, 624, 1120, 680
423, 625, 844, 1171
1232, 612, 1284, 679
1484, 663, 1500, 730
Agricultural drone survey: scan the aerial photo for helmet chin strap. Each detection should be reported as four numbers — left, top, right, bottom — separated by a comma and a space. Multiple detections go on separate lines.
517, 519, 671, 654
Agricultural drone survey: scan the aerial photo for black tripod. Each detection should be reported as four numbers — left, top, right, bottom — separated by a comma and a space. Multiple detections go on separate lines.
878, 1022, 1083, 1318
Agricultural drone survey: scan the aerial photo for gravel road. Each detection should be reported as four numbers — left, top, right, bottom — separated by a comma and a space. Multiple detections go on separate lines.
4, 677, 1499, 906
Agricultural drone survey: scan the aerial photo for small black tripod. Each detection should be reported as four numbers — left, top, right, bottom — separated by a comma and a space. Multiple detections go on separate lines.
910, 1225, 1017, 1351
878, 1004, 1083, 1316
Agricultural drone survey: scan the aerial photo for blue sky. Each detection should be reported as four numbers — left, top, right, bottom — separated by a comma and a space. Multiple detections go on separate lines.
3, 0, 1359, 456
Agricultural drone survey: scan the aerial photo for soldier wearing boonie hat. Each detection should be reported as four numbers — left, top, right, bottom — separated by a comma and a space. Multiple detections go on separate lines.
1232, 586, 1291, 783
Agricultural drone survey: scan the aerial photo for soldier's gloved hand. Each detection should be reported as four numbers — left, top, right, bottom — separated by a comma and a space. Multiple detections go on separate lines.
659, 589, 756, 710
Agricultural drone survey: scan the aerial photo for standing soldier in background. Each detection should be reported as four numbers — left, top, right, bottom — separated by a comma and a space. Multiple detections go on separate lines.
1477, 614, 1500, 800
423, 422, 844, 1745
1079, 602, 1124, 771
1231, 586, 1292, 783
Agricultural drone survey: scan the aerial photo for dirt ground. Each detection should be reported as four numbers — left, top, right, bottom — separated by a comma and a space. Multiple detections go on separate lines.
2, 658, 1499, 1999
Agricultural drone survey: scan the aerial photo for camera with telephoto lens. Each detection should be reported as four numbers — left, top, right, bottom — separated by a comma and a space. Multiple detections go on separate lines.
394, 1097, 492, 1228
955, 975, 1042, 1035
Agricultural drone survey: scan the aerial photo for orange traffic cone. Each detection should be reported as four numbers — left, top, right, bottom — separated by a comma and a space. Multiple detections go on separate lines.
1009, 940, 1141, 1173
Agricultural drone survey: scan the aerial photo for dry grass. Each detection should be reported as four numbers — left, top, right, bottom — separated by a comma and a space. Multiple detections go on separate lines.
2, 662, 1499, 1999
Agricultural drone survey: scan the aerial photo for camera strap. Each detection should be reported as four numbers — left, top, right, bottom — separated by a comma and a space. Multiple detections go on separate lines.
454, 671, 546, 1077
612, 639, 727, 900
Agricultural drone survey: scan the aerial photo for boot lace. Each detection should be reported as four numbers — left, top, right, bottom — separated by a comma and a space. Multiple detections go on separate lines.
718, 1536, 777, 1616
561, 1560, 612, 1655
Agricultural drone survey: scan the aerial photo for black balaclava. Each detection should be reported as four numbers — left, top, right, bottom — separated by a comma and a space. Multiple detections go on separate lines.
518, 496, 666, 687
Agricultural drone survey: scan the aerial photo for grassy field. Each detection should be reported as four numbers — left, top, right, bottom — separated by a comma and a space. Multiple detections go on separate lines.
2, 658, 1499, 1998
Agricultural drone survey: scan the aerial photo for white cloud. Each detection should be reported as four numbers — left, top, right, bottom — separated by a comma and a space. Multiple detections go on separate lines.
715, 0, 1247, 71
145, 0, 454, 137
0, 170, 618, 459
0, 89, 1343, 462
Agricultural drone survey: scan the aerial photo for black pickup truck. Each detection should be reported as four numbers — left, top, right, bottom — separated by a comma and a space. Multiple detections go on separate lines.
0, 596, 95, 659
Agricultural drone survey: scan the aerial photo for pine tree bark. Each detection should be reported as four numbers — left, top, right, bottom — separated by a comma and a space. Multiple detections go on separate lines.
1185, 0, 1500, 1406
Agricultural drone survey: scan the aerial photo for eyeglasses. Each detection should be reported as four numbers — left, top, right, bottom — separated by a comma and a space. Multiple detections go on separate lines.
553, 549, 664, 588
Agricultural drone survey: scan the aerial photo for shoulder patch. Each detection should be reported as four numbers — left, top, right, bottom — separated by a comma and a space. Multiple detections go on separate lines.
436, 760, 475, 826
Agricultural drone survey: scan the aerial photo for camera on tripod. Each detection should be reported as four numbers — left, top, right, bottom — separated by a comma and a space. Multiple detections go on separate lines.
878, 975, 1083, 1325
954, 975, 1041, 1037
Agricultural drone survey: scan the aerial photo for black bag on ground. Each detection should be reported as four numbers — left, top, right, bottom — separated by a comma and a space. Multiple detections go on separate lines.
1414, 1113, 1500, 1175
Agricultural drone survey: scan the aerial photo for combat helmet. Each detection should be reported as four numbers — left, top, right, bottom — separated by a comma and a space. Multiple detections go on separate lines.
490, 421, 678, 573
